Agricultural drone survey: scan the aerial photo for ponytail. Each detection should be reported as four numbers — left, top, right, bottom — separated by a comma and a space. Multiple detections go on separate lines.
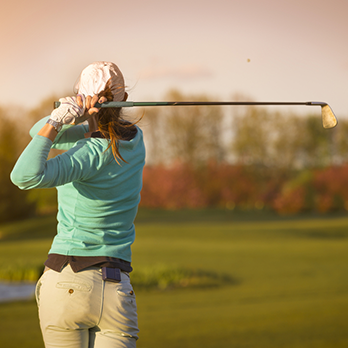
97, 85, 140, 164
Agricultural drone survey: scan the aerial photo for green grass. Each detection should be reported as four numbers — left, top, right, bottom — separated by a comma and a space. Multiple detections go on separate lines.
1, 209, 348, 347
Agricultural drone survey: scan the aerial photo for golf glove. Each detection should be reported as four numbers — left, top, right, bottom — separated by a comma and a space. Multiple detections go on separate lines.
47, 95, 86, 132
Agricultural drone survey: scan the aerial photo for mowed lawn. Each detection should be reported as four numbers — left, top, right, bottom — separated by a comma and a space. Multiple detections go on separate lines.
0, 209, 348, 348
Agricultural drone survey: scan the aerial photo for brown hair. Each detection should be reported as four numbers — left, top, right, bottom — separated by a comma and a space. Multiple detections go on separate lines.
97, 82, 140, 164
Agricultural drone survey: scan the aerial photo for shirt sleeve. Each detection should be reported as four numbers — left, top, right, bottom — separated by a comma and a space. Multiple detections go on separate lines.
10, 135, 97, 190
29, 116, 89, 150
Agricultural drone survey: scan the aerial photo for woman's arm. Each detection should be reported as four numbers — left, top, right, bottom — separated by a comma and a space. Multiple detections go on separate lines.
10, 134, 98, 190
10, 94, 106, 189
37, 123, 58, 142
30, 116, 88, 149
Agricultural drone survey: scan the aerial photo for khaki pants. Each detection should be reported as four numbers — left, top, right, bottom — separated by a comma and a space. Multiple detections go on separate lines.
35, 264, 139, 348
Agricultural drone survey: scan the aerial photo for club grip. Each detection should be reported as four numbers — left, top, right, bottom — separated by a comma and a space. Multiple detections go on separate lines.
54, 101, 103, 109
54, 101, 134, 109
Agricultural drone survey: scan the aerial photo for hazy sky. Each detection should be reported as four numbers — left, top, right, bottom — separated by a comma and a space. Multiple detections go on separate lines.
1, 0, 347, 118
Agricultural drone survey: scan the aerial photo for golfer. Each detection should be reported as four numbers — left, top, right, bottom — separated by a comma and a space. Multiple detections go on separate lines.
11, 61, 145, 348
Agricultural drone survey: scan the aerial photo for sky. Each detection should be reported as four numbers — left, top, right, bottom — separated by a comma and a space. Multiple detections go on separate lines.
1, 0, 347, 118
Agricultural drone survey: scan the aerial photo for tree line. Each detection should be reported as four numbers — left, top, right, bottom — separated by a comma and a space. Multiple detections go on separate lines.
1, 90, 347, 223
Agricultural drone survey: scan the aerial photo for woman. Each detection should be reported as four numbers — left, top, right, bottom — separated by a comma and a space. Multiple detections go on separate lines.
11, 61, 145, 348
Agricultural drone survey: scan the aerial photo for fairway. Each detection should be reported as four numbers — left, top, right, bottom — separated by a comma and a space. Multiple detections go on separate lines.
0, 209, 348, 347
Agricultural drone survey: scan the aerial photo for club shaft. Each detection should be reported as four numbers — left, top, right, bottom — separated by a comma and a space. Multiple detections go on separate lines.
94, 101, 327, 108
54, 101, 328, 109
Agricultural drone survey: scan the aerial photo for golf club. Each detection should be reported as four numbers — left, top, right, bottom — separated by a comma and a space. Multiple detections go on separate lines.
54, 100, 338, 129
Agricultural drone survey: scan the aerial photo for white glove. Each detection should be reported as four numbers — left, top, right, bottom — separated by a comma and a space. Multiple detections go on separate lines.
47, 95, 86, 132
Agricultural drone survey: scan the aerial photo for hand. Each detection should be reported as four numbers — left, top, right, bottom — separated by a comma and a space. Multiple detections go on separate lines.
77, 94, 107, 132
49, 95, 86, 130
75, 94, 108, 134
77, 94, 107, 116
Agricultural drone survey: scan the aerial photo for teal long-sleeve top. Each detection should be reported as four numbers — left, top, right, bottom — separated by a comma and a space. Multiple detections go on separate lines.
10, 117, 146, 262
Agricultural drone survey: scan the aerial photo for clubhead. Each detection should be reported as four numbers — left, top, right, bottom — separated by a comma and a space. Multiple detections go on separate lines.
321, 104, 338, 129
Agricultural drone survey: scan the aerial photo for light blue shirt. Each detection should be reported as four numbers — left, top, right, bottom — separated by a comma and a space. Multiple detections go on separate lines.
11, 117, 145, 262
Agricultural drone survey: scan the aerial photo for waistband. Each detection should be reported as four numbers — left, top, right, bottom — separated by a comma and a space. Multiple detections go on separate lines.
44, 265, 130, 278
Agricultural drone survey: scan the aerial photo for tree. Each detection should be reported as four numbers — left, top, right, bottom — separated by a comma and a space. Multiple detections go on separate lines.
299, 115, 334, 168
232, 107, 274, 167
0, 108, 35, 222
23, 94, 66, 214
163, 90, 225, 165
231, 107, 340, 170
330, 120, 348, 164
137, 106, 168, 165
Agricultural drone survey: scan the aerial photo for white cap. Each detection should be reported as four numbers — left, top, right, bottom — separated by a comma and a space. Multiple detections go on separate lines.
74, 61, 125, 101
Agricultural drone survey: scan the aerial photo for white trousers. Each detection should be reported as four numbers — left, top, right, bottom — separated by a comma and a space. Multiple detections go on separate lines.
35, 264, 139, 348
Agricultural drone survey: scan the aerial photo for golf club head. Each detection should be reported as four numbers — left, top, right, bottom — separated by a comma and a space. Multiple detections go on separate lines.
321, 104, 338, 129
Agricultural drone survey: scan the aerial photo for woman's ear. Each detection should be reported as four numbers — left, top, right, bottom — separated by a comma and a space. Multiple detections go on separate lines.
123, 92, 128, 101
